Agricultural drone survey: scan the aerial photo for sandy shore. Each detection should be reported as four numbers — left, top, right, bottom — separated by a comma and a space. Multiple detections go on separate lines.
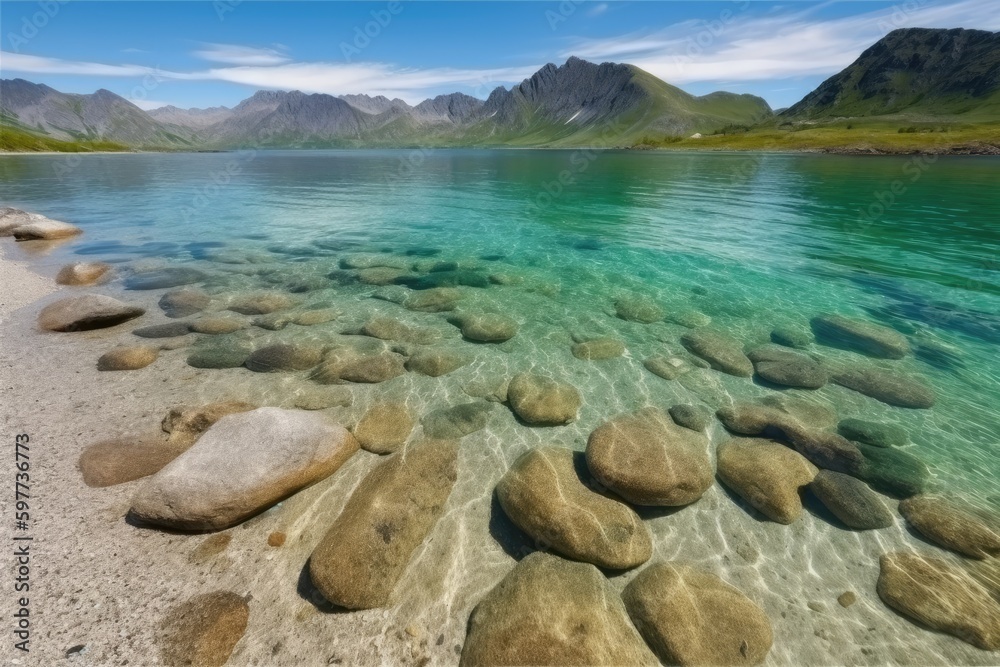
0, 240, 56, 318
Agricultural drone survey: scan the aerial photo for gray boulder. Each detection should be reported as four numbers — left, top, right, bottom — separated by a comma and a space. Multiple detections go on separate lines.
38, 295, 145, 332
130, 408, 358, 530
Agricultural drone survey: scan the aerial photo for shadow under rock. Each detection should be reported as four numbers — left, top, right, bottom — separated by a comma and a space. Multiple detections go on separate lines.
296, 558, 354, 615
487, 491, 538, 562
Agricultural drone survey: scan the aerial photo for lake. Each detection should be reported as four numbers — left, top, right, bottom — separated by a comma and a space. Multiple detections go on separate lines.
2, 149, 998, 665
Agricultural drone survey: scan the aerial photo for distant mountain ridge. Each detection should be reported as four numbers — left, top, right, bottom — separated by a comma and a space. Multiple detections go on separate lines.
5, 28, 998, 151
0, 57, 771, 148
784, 28, 1000, 119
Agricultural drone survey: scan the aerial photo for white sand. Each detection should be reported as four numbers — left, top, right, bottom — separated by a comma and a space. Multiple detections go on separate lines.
0, 240, 56, 319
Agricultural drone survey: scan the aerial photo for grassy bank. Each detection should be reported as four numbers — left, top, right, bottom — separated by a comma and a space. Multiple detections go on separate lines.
0, 126, 130, 153
631, 118, 1000, 154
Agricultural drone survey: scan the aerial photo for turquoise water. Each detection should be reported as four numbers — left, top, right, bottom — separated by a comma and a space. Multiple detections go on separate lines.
1, 149, 998, 496
4, 149, 1000, 663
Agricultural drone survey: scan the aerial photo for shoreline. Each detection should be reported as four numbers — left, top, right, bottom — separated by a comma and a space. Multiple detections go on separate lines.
0, 238, 56, 319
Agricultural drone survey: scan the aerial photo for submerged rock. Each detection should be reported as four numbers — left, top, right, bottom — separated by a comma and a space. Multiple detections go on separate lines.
190, 316, 246, 335
56, 262, 111, 286
293, 386, 353, 410
399, 269, 489, 289
405, 347, 471, 377
97, 345, 158, 371
716, 403, 864, 475
855, 442, 929, 497
586, 407, 713, 506
421, 402, 496, 439
357, 266, 408, 285
837, 418, 908, 448
452, 313, 519, 343
309, 439, 458, 609
717, 438, 818, 524
186, 339, 254, 369
403, 287, 463, 312
131, 408, 358, 530
747, 344, 828, 389
161, 401, 256, 445
313, 351, 407, 384
668, 404, 714, 432
362, 315, 440, 344
38, 295, 145, 332
811, 314, 910, 359
877, 552, 1000, 650
497, 447, 651, 569
133, 321, 192, 338
770, 326, 813, 349
571, 337, 626, 360
293, 308, 338, 326
681, 329, 753, 377
352, 402, 414, 454
78, 436, 188, 487
460, 552, 659, 667
159, 289, 211, 318
252, 312, 293, 330
12, 217, 82, 241
227, 292, 296, 315
899, 495, 1000, 559
615, 295, 664, 323
244, 343, 323, 373
125, 267, 206, 290
832, 366, 935, 409
809, 470, 894, 529
643, 355, 693, 381
158, 591, 249, 667
622, 562, 773, 666
507, 373, 581, 425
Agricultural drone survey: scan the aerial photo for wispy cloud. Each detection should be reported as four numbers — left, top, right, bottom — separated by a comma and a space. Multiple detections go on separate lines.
192, 43, 291, 66
560, 0, 1000, 84
586, 3, 608, 18
0, 51, 535, 103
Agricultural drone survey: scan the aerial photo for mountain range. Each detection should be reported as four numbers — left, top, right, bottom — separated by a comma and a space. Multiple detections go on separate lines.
1, 28, 998, 151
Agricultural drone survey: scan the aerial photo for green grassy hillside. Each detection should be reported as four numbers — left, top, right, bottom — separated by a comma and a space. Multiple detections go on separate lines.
0, 125, 129, 152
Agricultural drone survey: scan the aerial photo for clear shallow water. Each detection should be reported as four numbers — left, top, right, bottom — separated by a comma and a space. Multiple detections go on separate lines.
2, 149, 997, 496
3, 149, 1000, 663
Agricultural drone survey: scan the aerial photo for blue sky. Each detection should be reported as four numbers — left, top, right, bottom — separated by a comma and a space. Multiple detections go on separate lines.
1, 0, 998, 110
